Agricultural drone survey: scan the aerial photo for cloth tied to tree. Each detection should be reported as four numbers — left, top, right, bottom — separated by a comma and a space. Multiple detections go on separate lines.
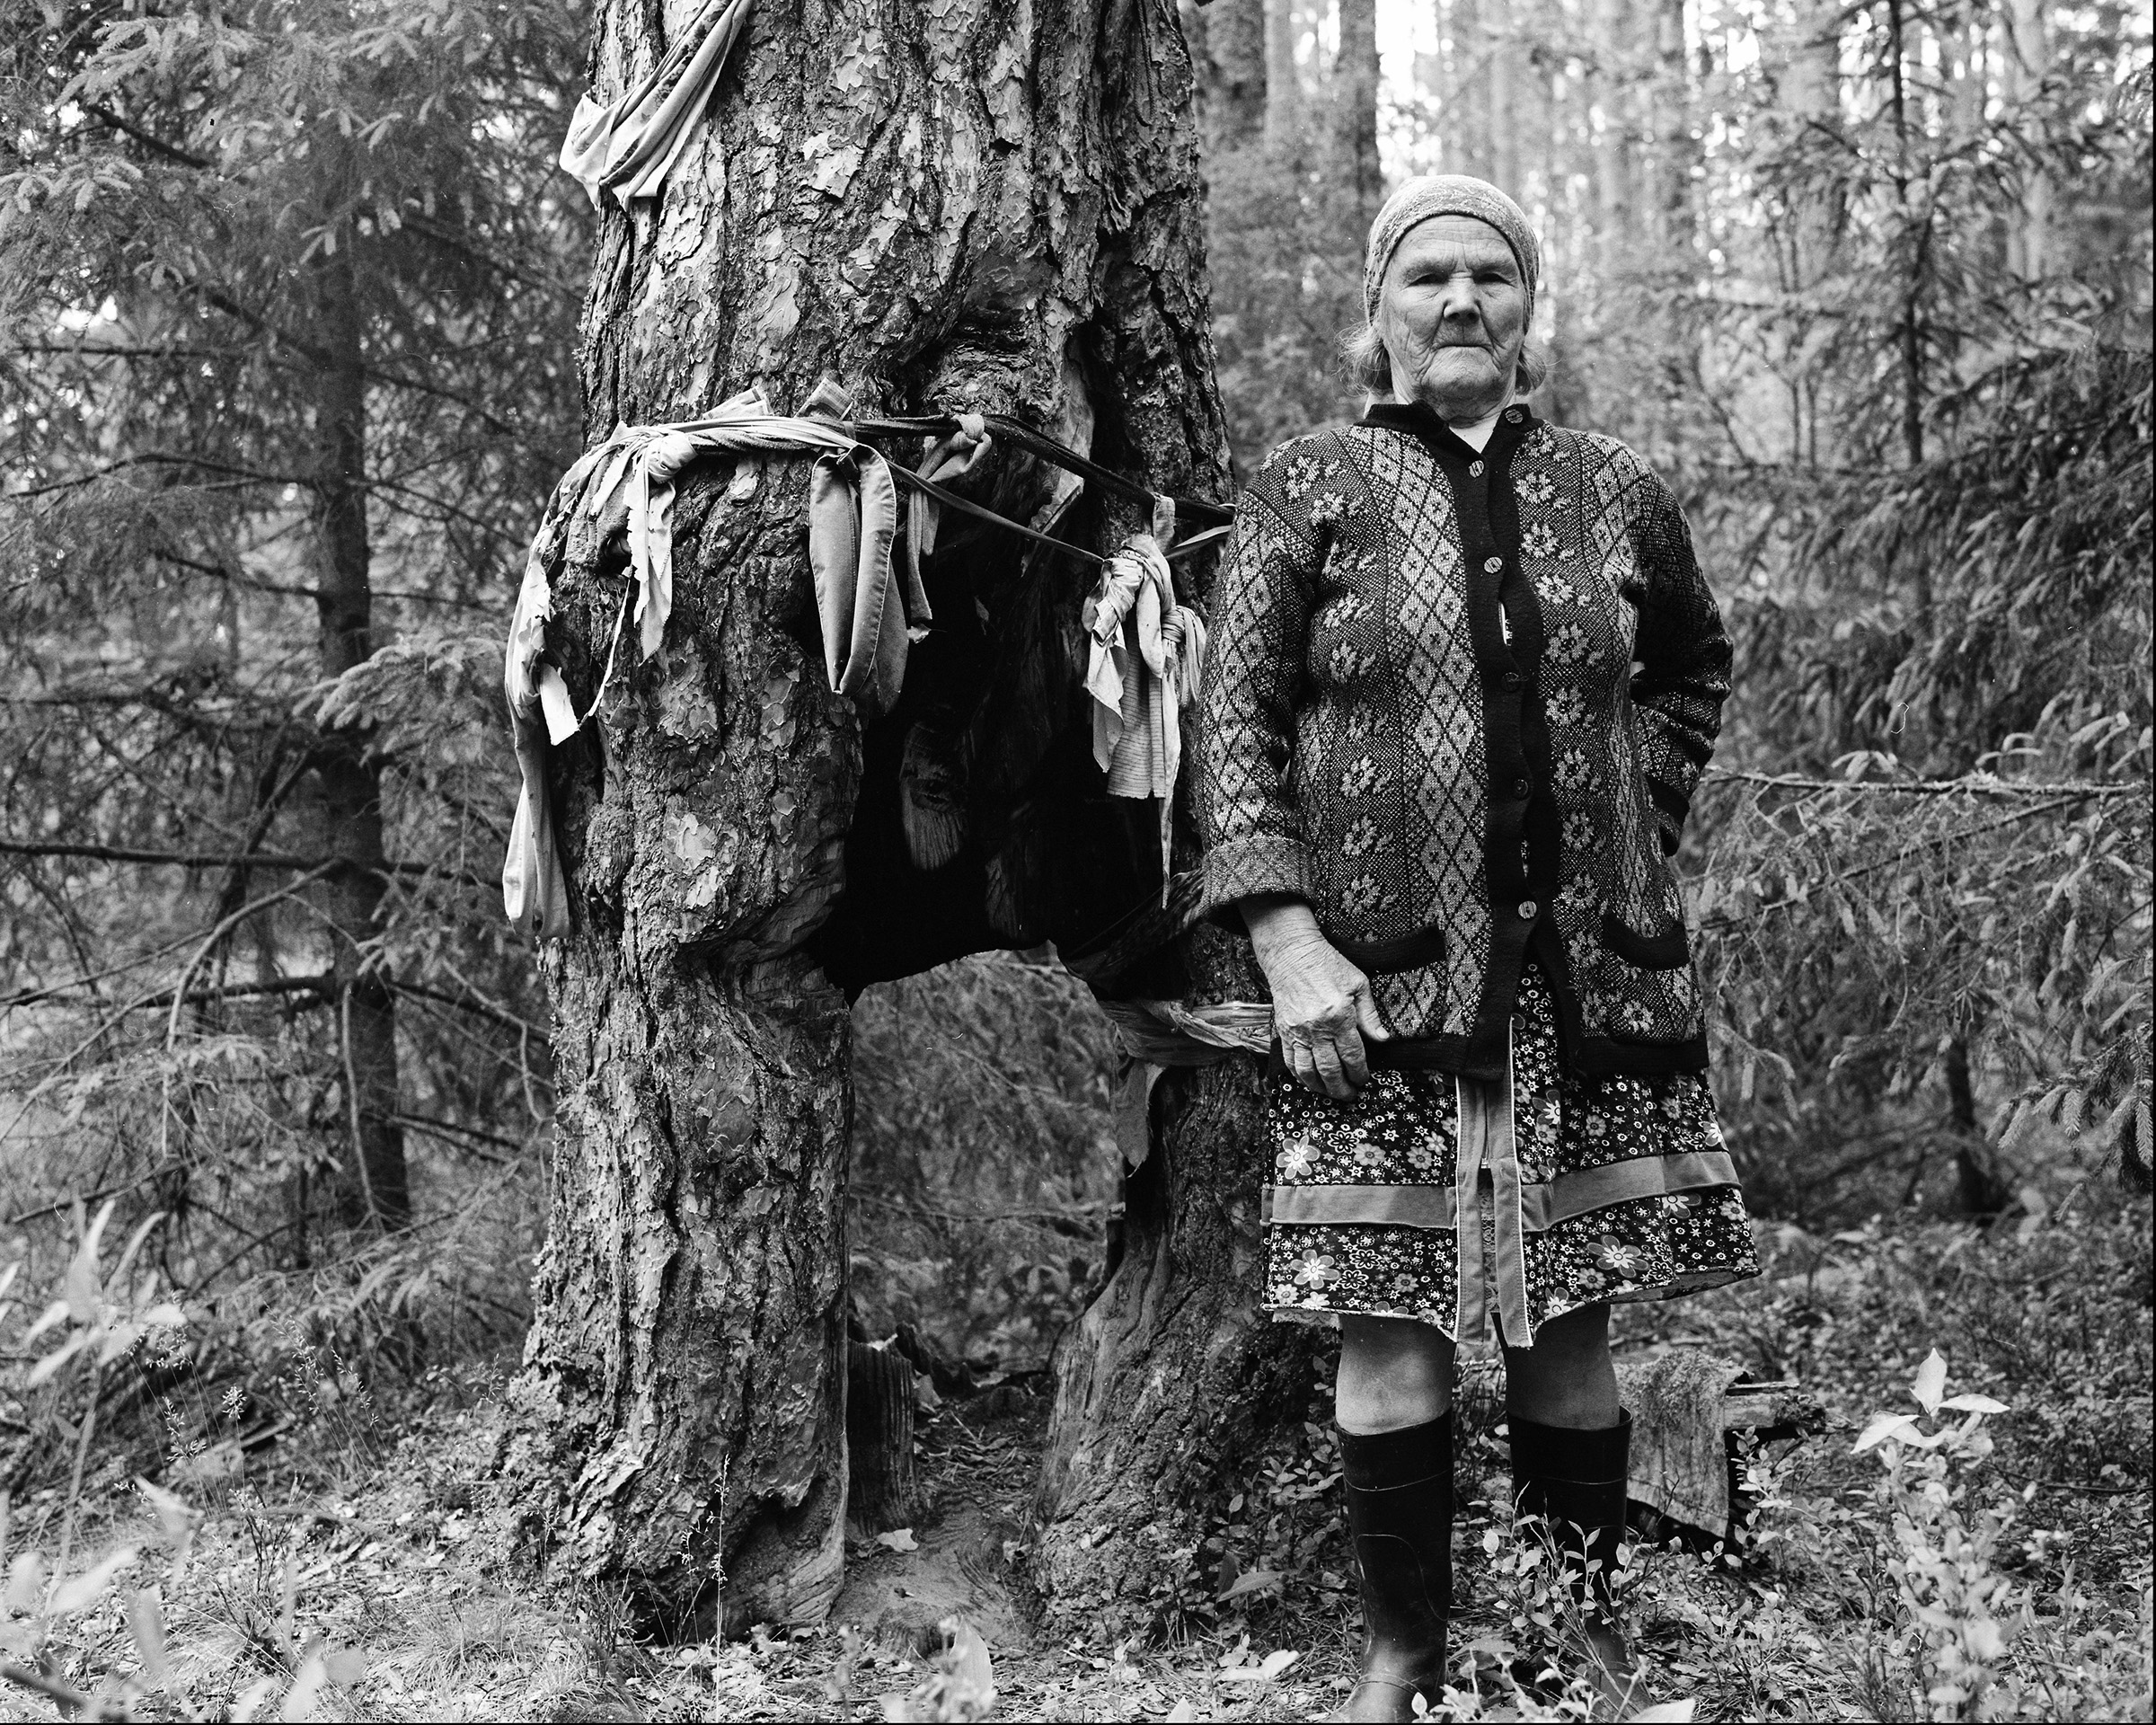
1082, 501, 1208, 893
502, 383, 915, 941
1092, 997, 1274, 1168
905, 415, 992, 632
558, 0, 752, 207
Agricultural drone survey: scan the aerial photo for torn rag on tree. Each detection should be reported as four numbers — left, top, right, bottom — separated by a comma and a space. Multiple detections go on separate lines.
557, 0, 752, 208
503, 380, 922, 940
1082, 506, 1208, 895
1092, 996, 1274, 1168
501, 385, 1206, 943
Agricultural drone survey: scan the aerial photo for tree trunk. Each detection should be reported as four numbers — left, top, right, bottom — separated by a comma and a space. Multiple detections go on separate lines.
1187, 0, 1267, 155
1445, 0, 1492, 181
1335, 0, 1383, 218
1947, 1035, 2009, 1217
1262, 0, 1303, 157
1033, 927, 1320, 1639
2001, 0, 2051, 281
508, 0, 1239, 1634
312, 236, 410, 1231
846, 1341, 919, 1535
1589, 0, 1634, 272
1650, 0, 1697, 254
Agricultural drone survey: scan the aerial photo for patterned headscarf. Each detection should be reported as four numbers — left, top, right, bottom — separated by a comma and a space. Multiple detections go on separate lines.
1362, 174, 1540, 332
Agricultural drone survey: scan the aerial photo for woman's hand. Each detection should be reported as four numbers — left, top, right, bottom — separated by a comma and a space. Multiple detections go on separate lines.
1242, 896, 1392, 1100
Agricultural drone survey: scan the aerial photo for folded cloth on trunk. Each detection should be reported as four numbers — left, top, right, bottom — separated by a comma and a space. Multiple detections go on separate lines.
1092, 997, 1273, 1168
1082, 500, 1208, 896
558, 0, 753, 208
502, 383, 905, 941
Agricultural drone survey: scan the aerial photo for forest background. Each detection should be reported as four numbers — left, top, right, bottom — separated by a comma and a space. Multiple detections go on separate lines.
0, 0, 2150, 1718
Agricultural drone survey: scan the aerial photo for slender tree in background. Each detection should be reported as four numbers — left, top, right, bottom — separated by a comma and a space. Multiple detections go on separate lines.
1335, 0, 1383, 220
1262, 0, 1304, 157
1186, 0, 1268, 151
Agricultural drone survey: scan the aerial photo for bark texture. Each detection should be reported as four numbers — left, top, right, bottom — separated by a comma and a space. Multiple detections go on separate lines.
509, 0, 1243, 1632
1033, 924, 1321, 1637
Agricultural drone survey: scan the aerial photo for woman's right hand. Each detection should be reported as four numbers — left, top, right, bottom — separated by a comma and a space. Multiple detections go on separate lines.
1241, 896, 1392, 1100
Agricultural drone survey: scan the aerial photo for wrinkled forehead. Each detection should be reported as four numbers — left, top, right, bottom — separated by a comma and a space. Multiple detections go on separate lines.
1383, 214, 1521, 284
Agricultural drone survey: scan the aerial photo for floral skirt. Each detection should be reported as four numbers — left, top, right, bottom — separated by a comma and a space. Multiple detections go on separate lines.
1259, 965, 1759, 1345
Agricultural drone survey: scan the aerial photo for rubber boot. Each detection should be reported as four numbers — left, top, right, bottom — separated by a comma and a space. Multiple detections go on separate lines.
1508, 1408, 1646, 1720
1337, 1416, 1453, 1723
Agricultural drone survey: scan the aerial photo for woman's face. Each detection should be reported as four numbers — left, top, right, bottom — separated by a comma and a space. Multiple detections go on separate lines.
1375, 215, 1527, 424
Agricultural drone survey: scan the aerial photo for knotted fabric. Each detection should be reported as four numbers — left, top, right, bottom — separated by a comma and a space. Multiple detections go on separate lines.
904, 415, 992, 632
1082, 501, 1207, 893
559, 0, 752, 208
502, 384, 905, 941
1093, 997, 1273, 1168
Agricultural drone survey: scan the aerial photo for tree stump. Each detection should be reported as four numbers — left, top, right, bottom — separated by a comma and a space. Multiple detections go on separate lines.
847, 1342, 920, 1536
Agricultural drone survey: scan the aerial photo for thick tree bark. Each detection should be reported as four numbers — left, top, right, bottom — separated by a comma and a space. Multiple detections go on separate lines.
1032, 926, 1320, 1638
508, 0, 1245, 1632
311, 238, 410, 1230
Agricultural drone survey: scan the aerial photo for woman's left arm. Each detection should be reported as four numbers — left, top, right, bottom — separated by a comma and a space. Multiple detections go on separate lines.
1627, 468, 1733, 855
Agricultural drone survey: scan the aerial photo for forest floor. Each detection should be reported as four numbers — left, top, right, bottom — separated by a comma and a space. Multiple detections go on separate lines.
3, 1205, 2149, 1723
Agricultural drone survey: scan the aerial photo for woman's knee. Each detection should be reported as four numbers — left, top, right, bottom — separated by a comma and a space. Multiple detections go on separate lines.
1504, 1303, 1619, 1428
1337, 1315, 1454, 1431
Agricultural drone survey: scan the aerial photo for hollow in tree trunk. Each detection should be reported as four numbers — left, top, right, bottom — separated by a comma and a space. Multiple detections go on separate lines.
505, 0, 1302, 1634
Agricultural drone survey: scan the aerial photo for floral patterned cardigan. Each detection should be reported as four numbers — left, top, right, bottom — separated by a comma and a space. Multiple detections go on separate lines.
1195, 401, 1732, 1084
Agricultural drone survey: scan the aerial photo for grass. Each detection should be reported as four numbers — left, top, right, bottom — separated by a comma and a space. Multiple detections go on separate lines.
1, 1188, 2148, 1721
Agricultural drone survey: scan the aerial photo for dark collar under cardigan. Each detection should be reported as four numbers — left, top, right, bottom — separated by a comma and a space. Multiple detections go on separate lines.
1195, 402, 1731, 1082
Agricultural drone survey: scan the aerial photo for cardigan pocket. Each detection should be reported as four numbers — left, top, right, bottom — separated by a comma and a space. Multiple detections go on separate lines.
1599, 910, 1689, 970
1332, 921, 1448, 975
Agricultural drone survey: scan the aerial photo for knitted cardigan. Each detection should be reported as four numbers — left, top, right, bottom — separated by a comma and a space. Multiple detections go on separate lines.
1196, 402, 1730, 1082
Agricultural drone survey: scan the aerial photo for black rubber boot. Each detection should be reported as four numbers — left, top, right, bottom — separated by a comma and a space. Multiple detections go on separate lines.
1337, 1415, 1453, 1723
1508, 1409, 1644, 1718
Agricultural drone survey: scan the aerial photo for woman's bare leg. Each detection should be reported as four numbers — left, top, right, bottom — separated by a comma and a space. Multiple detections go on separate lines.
1337, 1314, 1455, 1432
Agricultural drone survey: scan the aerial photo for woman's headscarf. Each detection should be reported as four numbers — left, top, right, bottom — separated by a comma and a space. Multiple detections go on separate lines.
1362, 175, 1541, 332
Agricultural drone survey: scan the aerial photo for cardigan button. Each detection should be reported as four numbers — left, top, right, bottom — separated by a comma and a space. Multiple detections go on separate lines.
1507, 408, 1524, 423
1483, 555, 1503, 573
1512, 776, 1532, 798
1501, 671, 1522, 690
1518, 900, 1539, 920
1469, 459, 1485, 477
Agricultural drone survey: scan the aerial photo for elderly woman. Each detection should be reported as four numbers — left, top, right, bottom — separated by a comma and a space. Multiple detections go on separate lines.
1197, 176, 1760, 1721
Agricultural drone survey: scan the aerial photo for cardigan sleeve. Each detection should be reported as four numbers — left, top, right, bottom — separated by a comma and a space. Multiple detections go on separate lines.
1625, 466, 1730, 855
1196, 459, 1322, 927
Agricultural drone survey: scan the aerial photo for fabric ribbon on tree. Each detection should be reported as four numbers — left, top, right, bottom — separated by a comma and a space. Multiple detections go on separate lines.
1082, 502, 1208, 897
558, 0, 753, 207
502, 383, 909, 941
